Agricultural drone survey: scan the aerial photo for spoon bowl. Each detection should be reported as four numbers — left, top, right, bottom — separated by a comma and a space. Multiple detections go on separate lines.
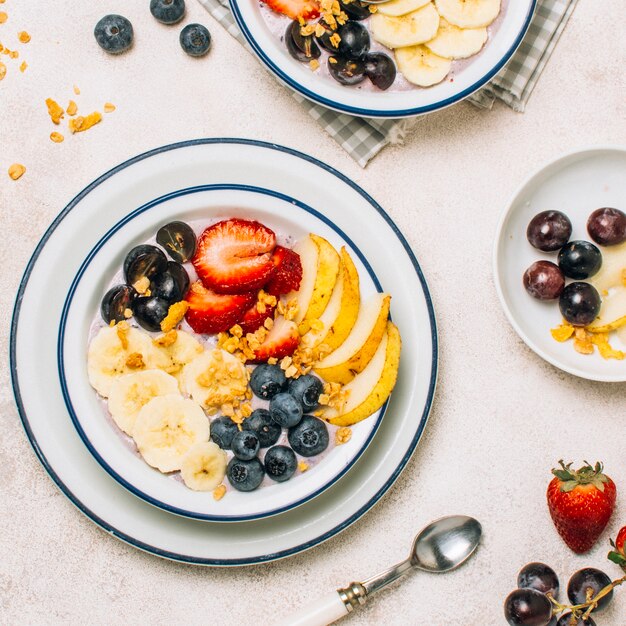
412, 515, 483, 573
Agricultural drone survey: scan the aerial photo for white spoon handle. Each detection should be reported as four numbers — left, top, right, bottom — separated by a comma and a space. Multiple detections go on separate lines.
275, 591, 349, 626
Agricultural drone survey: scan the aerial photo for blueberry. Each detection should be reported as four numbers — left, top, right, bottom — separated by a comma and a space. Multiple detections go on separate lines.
288, 375, 323, 412
210, 416, 239, 450
231, 430, 260, 461
270, 392, 303, 428
243, 409, 281, 448
250, 364, 287, 399
150, 262, 189, 303
133, 296, 170, 332
227, 457, 264, 492
180, 23, 211, 57
558, 240, 602, 280
150, 0, 186, 25
123, 245, 168, 285
100, 284, 136, 324
156, 221, 196, 263
288, 415, 329, 457
339, 0, 371, 20
94, 15, 134, 54
264, 446, 297, 483
286, 21, 320, 63
328, 56, 366, 86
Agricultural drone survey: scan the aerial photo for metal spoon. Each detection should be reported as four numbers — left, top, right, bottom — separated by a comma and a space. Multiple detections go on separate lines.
277, 515, 482, 626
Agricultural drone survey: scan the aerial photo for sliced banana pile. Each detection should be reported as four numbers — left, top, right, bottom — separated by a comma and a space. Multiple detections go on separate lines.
87, 324, 230, 492
371, 0, 501, 87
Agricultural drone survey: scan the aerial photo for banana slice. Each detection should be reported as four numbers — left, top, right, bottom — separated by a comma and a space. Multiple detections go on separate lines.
435, 0, 501, 28
152, 330, 204, 380
182, 349, 249, 412
133, 394, 210, 473
370, 3, 440, 49
107, 369, 180, 436
180, 441, 227, 491
395, 45, 452, 86
425, 18, 487, 59
377, 0, 431, 18
87, 325, 162, 398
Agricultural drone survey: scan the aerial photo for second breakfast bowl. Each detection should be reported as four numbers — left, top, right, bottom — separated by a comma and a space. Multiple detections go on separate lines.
230, 0, 536, 118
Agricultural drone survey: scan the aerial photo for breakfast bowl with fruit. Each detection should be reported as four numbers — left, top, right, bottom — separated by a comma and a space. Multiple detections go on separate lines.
13, 139, 436, 560
494, 146, 626, 382
229, 0, 536, 117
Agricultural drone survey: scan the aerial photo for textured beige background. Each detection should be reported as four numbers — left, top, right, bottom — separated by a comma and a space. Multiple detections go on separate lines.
1, 1, 625, 624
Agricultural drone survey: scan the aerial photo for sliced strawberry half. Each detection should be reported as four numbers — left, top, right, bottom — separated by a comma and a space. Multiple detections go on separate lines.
248, 316, 300, 363
185, 281, 256, 335
265, 246, 303, 296
192, 218, 277, 294
238, 301, 277, 335
264, 0, 320, 20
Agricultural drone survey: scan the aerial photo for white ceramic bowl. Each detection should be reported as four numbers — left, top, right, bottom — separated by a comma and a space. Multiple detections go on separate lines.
494, 146, 626, 382
229, 0, 536, 118
60, 185, 393, 521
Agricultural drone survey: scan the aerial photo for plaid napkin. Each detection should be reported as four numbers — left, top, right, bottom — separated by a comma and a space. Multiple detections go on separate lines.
199, 0, 577, 166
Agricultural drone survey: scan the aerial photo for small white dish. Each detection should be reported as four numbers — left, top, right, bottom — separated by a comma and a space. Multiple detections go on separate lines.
11, 139, 437, 563
229, 0, 536, 118
493, 146, 626, 382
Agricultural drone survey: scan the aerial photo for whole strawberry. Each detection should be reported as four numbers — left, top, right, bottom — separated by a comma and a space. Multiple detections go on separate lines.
547, 460, 616, 554
608, 525, 626, 570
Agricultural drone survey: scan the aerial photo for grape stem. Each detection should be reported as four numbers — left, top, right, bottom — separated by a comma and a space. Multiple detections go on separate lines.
547, 575, 626, 620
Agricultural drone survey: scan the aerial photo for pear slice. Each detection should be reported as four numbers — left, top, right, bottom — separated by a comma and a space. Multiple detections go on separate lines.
324, 322, 401, 426
314, 292, 390, 384
288, 234, 340, 334
301, 247, 360, 350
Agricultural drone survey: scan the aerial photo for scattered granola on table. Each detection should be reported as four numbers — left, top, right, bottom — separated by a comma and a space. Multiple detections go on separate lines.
8, 163, 25, 180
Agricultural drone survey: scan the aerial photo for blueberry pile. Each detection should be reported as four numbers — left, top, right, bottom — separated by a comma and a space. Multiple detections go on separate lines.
523, 207, 626, 326
212, 365, 329, 492
285, 1, 396, 91
504, 562, 615, 625
100, 221, 195, 330
95, 3, 211, 57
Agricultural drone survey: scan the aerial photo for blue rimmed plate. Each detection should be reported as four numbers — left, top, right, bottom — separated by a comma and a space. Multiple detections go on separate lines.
11, 139, 437, 563
229, 0, 536, 118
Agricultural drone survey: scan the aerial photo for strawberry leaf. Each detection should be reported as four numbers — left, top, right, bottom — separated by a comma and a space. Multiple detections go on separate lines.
608, 551, 626, 566
560, 480, 578, 493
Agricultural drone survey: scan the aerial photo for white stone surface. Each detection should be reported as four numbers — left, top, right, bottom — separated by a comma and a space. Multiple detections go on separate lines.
1, 1, 625, 624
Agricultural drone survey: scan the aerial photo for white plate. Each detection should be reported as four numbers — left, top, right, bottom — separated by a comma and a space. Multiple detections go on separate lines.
494, 146, 626, 383
229, 0, 536, 118
61, 185, 387, 521
11, 139, 437, 564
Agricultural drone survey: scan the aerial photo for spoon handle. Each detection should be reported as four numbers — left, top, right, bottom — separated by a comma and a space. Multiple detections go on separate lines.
274, 590, 353, 626
361, 558, 413, 596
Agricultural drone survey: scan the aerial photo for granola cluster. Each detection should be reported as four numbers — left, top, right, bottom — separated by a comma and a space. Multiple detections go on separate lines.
551, 322, 625, 360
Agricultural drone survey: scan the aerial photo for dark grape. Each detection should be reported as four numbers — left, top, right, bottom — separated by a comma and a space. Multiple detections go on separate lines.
527, 211, 572, 252
523, 261, 565, 300
558, 282, 601, 326
587, 207, 626, 246
314, 19, 337, 53
364, 52, 396, 90
123, 245, 168, 285
285, 21, 320, 62
336, 21, 370, 60
339, 0, 371, 20
156, 221, 196, 263
558, 241, 602, 280
504, 588, 553, 626
150, 262, 189, 303
286, 22, 317, 61
328, 55, 366, 86
100, 284, 136, 324
518, 563, 560, 599
556, 613, 596, 626
567, 568, 613, 613
133, 296, 170, 331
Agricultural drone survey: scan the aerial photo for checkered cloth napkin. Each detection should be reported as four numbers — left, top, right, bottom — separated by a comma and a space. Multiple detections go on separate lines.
198, 0, 578, 167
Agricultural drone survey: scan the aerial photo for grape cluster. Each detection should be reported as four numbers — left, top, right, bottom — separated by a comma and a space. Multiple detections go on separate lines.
523, 207, 626, 326
504, 562, 617, 626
